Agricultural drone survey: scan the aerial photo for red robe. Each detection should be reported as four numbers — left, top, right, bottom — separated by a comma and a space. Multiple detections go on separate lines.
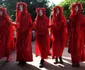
34, 9, 50, 59
69, 3, 85, 63
16, 11, 33, 61
84, 25, 85, 44
0, 9, 14, 59
10, 25, 15, 51
69, 13, 85, 63
51, 6, 67, 59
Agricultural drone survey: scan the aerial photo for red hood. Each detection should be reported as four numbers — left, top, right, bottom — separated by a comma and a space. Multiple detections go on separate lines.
70, 2, 82, 15
16, 2, 28, 22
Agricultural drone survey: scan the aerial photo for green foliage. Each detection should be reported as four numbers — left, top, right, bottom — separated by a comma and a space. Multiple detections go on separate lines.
59, 0, 85, 19
63, 3, 70, 19
0, 0, 51, 21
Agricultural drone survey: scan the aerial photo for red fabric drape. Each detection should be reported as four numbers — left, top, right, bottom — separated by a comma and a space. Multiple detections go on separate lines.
69, 3, 85, 63
51, 6, 67, 59
16, 2, 33, 61
0, 7, 14, 58
34, 8, 50, 59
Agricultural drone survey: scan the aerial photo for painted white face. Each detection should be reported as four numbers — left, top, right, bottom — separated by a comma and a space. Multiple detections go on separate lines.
39, 10, 43, 16
56, 8, 60, 14
0, 10, 3, 16
75, 5, 79, 12
19, 5, 23, 12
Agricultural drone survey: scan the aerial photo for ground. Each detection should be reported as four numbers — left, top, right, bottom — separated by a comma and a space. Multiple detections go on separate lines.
0, 42, 85, 70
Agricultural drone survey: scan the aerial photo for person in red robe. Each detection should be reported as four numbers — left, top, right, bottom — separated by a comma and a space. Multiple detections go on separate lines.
69, 2, 85, 67
16, 2, 33, 65
34, 8, 50, 68
51, 6, 67, 64
0, 6, 14, 61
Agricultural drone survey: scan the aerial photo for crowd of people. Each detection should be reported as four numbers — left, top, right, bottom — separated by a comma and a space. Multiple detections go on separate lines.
0, 2, 85, 68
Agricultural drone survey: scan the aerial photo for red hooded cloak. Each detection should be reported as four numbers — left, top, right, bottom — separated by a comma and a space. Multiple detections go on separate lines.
16, 2, 33, 61
0, 7, 14, 59
69, 3, 85, 63
51, 6, 67, 59
34, 8, 50, 59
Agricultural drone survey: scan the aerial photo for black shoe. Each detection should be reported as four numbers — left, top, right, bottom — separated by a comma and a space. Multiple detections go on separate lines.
54, 58, 58, 64
54, 61, 59, 64
72, 63, 76, 67
39, 59, 44, 68
60, 61, 64, 64
22, 61, 26, 64
19, 61, 23, 64
59, 57, 64, 64
18, 61, 26, 65
76, 63, 80, 67
40, 59, 44, 64
18, 61, 22, 65
39, 63, 44, 68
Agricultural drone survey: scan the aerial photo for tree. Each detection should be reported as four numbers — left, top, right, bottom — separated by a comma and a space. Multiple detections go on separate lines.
0, 0, 17, 21
17, 0, 51, 21
0, 0, 51, 21
59, 0, 85, 19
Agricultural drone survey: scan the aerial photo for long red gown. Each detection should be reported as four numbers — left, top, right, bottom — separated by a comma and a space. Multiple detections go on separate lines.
51, 6, 67, 59
0, 7, 14, 59
34, 8, 50, 59
16, 2, 33, 62
69, 3, 85, 63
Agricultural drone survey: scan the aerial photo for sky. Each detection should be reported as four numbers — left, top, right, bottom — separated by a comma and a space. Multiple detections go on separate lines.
49, 0, 63, 5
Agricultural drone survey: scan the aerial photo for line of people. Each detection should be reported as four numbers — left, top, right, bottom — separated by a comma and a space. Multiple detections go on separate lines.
0, 2, 85, 68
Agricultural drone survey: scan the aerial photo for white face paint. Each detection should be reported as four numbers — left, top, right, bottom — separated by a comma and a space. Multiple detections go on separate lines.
75, 5, 79, 12
0, 10, 3, 16
19, 5, 23, 12
56, 8, 60, 14
39, 10, 43, 16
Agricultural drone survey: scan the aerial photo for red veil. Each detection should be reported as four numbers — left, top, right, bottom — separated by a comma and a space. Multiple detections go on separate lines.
16, 2, 27, 23
0, 7, 14, 58
51, 6, 67, 58
16, 2, 33, 61
34, 8, 50, 59
69, 2, 85, 62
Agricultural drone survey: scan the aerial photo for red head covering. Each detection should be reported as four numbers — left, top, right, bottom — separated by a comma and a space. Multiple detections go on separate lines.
0, 7, 6, 16
35, 8, 48, 23
36, 8, 46, 17
0, 7, 11, 24
16, 2, 27, 12
52, 6, 66, 25
0, 7, 8, 18
16, 2, 28, 23
34, 8, 49, 35
69, 2, 83, 22
70, 2, 82, 15
52, 6, 63, 16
